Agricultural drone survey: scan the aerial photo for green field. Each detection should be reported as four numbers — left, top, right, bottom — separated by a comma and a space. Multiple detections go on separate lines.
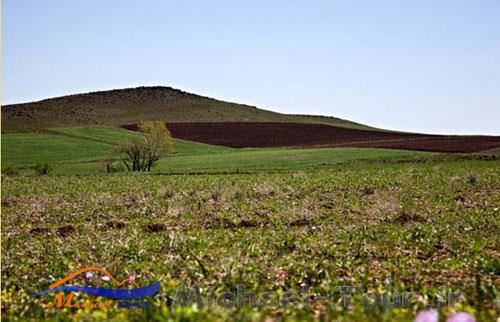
1, 126, 499, 321
2, 126, 430, 175
1, 126, 230, 169
2, 159, 499, 321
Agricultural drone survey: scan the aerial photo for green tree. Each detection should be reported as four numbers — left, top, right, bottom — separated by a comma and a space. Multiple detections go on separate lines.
119, 121, 173, 172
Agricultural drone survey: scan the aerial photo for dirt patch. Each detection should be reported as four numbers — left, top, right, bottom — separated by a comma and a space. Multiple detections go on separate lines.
56, 225, 75, 237
123, 122, 500, 153
202, 218, 261, 229
367, 190, 401, 221
238, 219, 261, 228
144, 223, 178, 232
361, 186, 376, 196
1, 197, 18, 208
29, 225, 75, 237
29, 227, 51, 235
393, 212, 428, 224
106, 220, 127, 229
289, 218, 313, 227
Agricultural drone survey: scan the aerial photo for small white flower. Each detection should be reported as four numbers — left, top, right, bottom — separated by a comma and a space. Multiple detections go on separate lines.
129, 275, 136, 281
101, 275, 110, 281
85, 272, 93, 279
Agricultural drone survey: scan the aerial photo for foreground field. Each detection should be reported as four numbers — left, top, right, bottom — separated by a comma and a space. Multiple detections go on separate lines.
2, 159, 499, 321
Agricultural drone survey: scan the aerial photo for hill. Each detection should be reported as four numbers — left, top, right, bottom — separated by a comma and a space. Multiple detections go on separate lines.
1, 86, 374, 132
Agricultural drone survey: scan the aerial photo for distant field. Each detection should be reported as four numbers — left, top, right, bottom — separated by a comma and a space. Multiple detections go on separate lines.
1, 126, 230, 168
1, 126, 433, 175
49, 126, 139, 145
123, 122, 500, 153
1, 131, 115, 166
153, 146, 432, 174
37, 147, 433, 176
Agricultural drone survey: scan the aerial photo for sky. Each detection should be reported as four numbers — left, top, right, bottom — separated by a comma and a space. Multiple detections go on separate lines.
2, 0, 499, 135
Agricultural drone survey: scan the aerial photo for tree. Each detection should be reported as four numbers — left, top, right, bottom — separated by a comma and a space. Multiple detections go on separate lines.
119, 122, 173, 172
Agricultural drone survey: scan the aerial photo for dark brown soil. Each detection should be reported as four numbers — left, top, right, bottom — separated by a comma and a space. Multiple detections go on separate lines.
144, 223, 177, 232
289, 218, 313, 227
123, 122, 500, 153
56, 225, 75, 237
106, 220, 127, 229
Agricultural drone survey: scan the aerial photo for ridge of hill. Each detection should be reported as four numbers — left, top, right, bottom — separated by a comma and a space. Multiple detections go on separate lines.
1, 86, 374, 132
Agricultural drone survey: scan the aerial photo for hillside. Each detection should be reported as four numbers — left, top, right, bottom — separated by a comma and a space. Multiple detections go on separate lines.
1, 86, 374, 132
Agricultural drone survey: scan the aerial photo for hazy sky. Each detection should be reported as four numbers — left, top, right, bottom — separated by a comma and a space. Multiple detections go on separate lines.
3, 0, 499, 134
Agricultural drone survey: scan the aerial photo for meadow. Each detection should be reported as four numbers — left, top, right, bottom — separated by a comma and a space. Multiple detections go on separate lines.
1, 126, 432, 175
1, 126, 499, 321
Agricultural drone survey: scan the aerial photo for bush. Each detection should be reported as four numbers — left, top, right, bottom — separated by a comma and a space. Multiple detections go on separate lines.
34, 162, 53, 175
466, 174, 477, 185
119, 122, 173, 172
2, 164, 19, 176
108, 161, 126, 173
103, 157, 125, 173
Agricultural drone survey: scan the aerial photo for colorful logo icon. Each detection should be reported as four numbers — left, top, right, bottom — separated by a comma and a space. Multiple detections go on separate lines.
32, 267, 159, 309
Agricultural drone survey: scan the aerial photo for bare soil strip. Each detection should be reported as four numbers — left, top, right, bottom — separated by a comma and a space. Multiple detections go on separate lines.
123, 122, 500, 153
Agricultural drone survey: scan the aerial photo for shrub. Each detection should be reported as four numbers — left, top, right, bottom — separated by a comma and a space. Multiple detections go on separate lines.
103, 157, 125, 173
34, 162, 53, 175
119, 122, 173, 172
108, 161, 126, 173
466, 174, 477, 185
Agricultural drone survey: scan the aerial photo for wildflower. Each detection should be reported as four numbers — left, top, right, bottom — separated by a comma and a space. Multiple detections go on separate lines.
129, 275, 136, 282
414, 309, 438, 322
101, 275, 110, 281
85, 271, 93, 279
446, 312, 475, 322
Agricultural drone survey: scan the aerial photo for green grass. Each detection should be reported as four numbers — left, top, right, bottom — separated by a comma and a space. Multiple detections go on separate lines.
2, 126, 430, 175
167, 138, 230, 155
2, 125, 498, 321
1, 159, 499, 321
1, 131, 115, 166
1, 126, 230, 169
50, 126, 230, 155
41, 146, 431, 176
49, 126, 140, 145
153, 146, 431, 174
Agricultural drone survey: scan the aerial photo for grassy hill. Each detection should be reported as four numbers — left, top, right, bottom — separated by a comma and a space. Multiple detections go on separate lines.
1, 86, 375, 132
1, 126, 230, 168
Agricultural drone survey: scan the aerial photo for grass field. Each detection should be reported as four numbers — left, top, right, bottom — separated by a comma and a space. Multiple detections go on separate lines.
1, 131, 116, 166
1, 126, 499, 321
1, 126, 432, 175
1, 126, 230, 169
2, 159, 499, 321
